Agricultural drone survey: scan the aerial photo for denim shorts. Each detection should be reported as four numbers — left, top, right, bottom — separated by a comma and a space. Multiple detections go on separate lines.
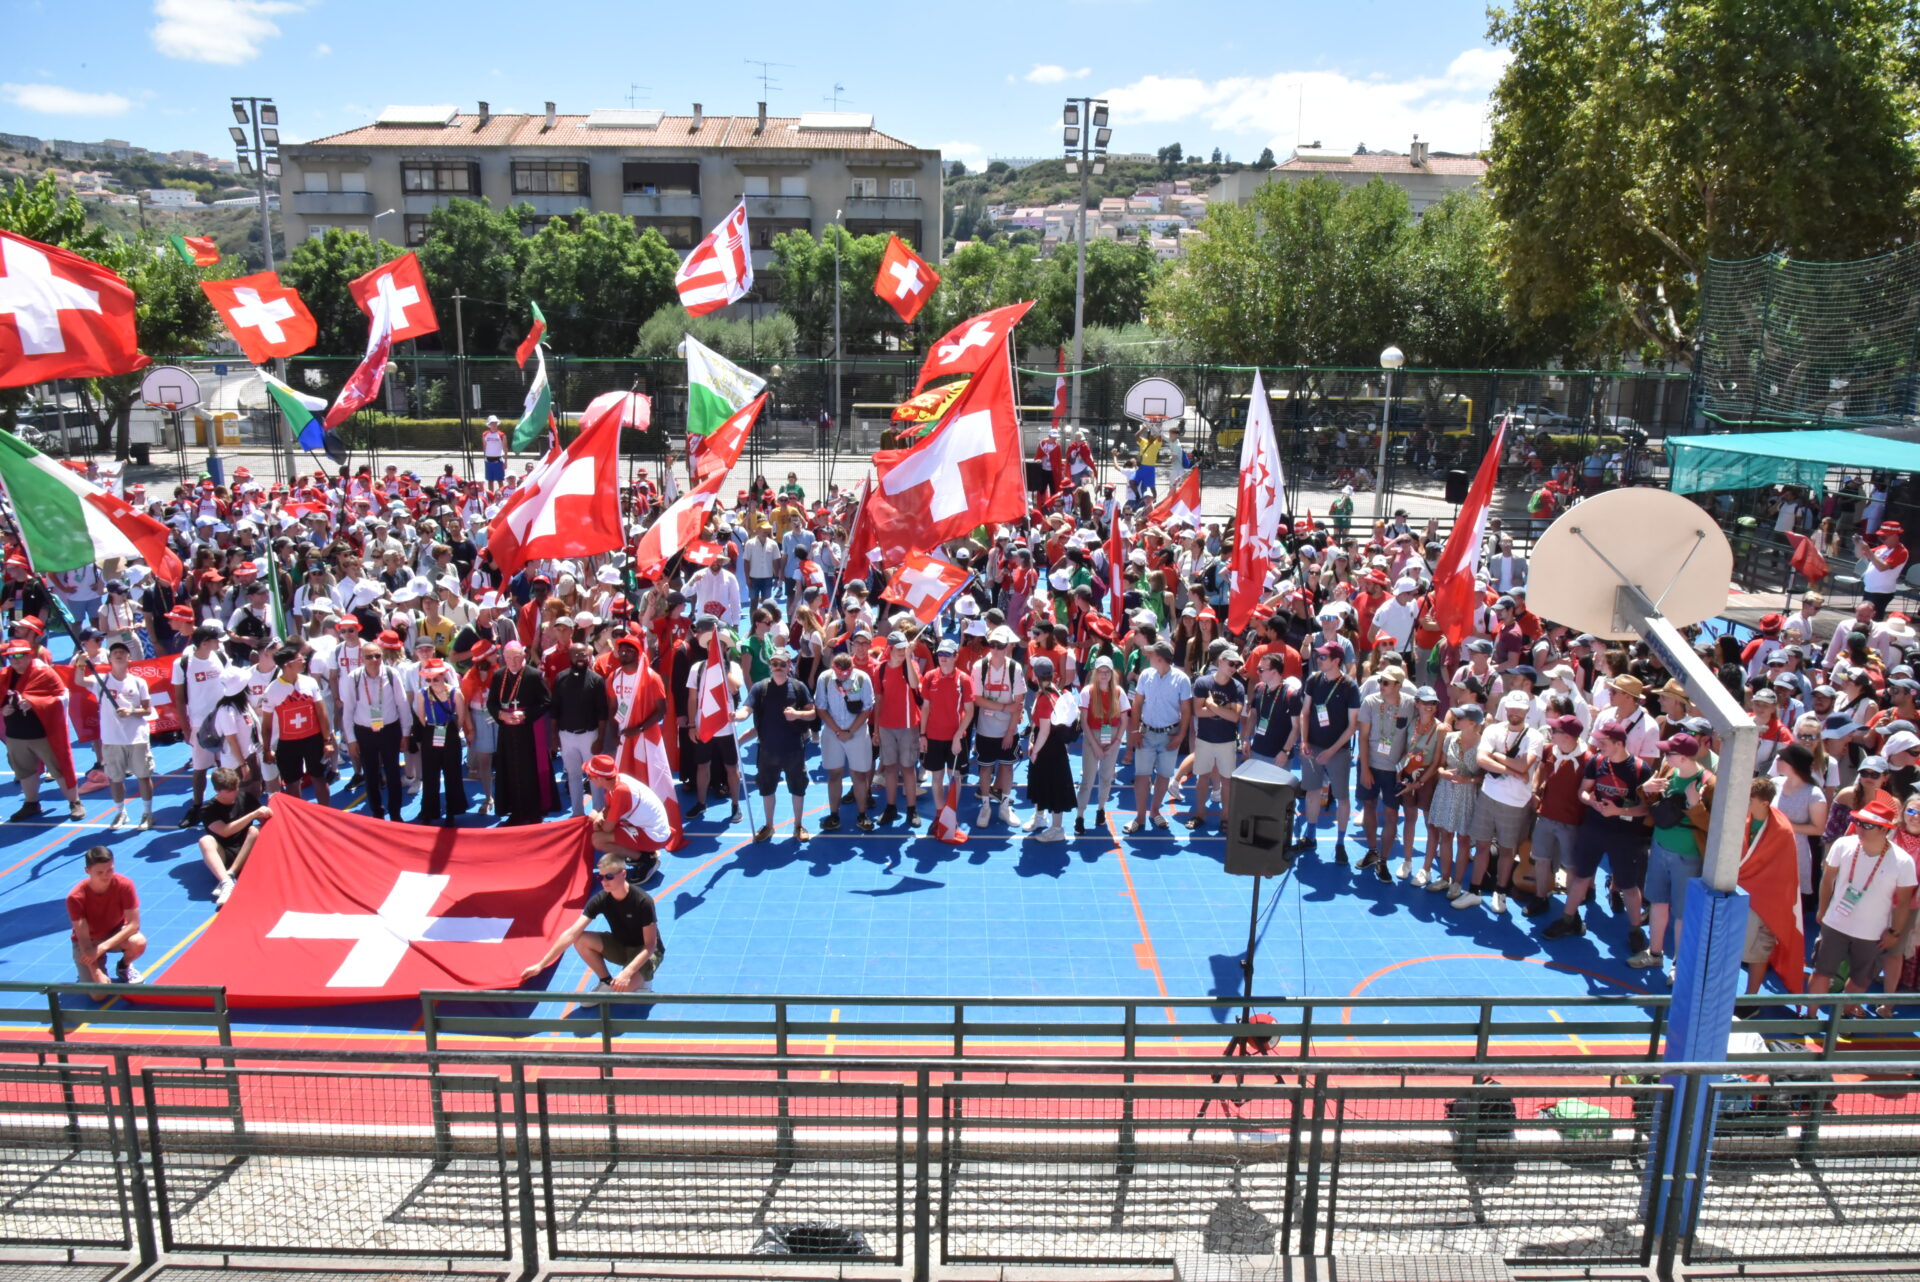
1136, 727, 1182, 780
1644, 844, 1703, 912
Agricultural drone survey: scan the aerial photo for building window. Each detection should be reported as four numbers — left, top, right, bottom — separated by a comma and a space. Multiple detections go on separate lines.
401, 161, 476, 193
511, 161, 588, 196
778, 175, 807, 197
307, 223, 331, 240
752, 217, 810, 248
888, 178, 916, 198
303, 172, 330, 193
339, 171, 367, 193
623, 161, 698, 194
846, 219, 921, 247
742, 175, 770, 197
849, 177, 877, 198
520, 212, 583, 235
633, 217, 700, 248
404, 214, 431, 247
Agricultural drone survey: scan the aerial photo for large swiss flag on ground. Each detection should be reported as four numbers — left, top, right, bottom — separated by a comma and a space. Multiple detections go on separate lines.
0, 230, 149, 388
348, 250, 439, 341
153, 796, 592, 1007
869, 346, 1025, 554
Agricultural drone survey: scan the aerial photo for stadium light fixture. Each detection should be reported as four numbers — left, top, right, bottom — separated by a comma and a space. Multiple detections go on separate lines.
259, 103, 278, 126
1064, 158, 1079, 175
1064, 125, 1080, 147
229, 126, 247, 146
1063, 103, 1079, 127
261, 127, 279, 146
231, 101, 249, 125
1095, 127, 1111, 148
1091, 104, 1108, 129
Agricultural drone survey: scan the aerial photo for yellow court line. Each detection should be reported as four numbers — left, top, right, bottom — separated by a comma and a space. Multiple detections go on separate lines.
818, 1007, 841, 1080
75, 913, 218, 1027
1549, 1009, 1594, 1056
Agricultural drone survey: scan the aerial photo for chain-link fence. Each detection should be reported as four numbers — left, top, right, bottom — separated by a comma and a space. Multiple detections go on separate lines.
5, 1043, 1920, 1278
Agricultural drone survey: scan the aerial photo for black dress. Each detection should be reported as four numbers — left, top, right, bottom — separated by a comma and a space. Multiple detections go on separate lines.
487, 665, 550, 825
1027, 691, 1078, 813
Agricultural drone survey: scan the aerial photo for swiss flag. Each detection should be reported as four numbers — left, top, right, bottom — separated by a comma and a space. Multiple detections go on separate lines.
347, 250, 439, 341
201, 271, 317, 364
930, 774, 969, 845
149, 795, 592, 1008
633, 468, 728, 577
0, 230, 149, 388
912, 300, 1033, 393
694, 629, 731, 743
873, 234, 939, 323
693, 393, 765, 484
1787, 531, 1829, 584
881, 553, 969, 625
488, 390, 639, 578
1146, 469, 1201, 530
871, 347, 1026, 552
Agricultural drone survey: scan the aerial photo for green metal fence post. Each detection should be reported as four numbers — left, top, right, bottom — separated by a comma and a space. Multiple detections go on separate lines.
509, 1061, 540, 1282
115, 1052, 158, 1266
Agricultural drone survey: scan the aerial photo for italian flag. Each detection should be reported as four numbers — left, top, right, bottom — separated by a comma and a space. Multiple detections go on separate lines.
168, 234, 219, 266
511, 342, 554, 452
515, 301, 546, 369
260, 370, 328, 452
0, 430, 183, 584
685, 334, 765, 436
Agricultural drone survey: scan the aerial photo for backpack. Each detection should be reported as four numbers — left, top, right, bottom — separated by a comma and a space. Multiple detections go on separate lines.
196, 708, 225, 751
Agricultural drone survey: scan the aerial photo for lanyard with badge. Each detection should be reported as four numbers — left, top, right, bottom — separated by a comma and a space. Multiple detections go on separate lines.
1831, 846, 1890, 924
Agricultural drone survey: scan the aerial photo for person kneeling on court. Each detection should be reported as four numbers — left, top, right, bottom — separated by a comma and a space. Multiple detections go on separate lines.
200, 767, 272, 907
519, 848, 664, 993
67, 847, 145, 984
581, 754, 673, 884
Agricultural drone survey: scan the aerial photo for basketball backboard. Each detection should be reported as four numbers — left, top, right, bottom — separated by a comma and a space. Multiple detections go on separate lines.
1527, 487, 1733, 640
1123, 377, 1186, 423
140, 366, 203, 411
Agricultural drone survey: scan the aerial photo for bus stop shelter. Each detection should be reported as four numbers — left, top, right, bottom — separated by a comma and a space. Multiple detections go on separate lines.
1665, 428, 1920, 493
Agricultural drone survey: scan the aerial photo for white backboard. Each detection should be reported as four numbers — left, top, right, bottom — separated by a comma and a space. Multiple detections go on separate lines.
1527, 488, 1733, 640
1123, 376, 1186, 423
140, 366, 203, 410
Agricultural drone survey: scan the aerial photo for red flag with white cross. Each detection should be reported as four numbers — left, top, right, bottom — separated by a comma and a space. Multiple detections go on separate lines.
0, 230, 149, 388
882, 552, 969, 624
347, 250, 440, 341
201, 271, 317, 364
912, 300, 1033, 393
871, 344, 1027, 552
873, 234, 939, 323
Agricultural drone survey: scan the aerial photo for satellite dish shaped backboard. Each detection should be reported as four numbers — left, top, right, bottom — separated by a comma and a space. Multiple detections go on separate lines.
140, 366, 203, 411
1123, 376, 1186, 423
1527, 488, 1732, 641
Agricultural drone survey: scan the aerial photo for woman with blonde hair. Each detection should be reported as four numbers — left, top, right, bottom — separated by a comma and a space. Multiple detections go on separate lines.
1073, 655, 1132, 835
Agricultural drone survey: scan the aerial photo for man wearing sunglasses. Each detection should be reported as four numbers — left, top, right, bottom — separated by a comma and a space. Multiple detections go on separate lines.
519, 850, 664, 994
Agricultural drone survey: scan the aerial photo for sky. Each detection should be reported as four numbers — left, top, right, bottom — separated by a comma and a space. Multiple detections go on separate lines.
1, 0, 1508, 168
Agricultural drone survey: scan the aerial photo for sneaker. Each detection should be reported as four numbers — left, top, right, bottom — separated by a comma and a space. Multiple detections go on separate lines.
1373, 859, 1392, 884
1542, 915, 1586, 940
976, 800, 992, 828
1334, 841, 1350, 867
1123, 816, 1146, 835
1627, 927, 1649, 955
107, 809, 126, 830
685, 803, 707, 821
1426, 877, 1452, 894
879, 806, 899, 826
593, 978, 615, 993
9, 803, 44, 822
1490, 891, 1508, 914
1356, 847, 1381, 870
1095, 808, 1106, 828
1397, 859, 1412, 882
794, 826, 812, 842
213, 880, 234, 908
1627, 951, 1662, 970
728, 805, 743, 825
856, 813, 876, 833
998, 798, 1016, 827
1036, 823, 1068, 843
114, 963, 143, 985
139, 811, 155, 831
1523, 896, 1552, 919
66, 800, 85, 821
820, 814, 842, 832
1450, 892, 1483, 910
1288, 836, 1317, 855
1148, 812, 1170, 830
1411, 867, 1429, 888
905, 810, 920, 830
1074, 814, 1086, 837
1024, 812, 1046, 834
754, 825, 774, 843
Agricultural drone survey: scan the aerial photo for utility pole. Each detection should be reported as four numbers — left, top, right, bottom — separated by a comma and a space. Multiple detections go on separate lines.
230, 96, 286, 479
830, 213, 842, 499
1061, 98, 1110, 433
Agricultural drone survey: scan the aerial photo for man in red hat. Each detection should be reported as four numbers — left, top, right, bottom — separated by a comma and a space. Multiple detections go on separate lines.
0, 638, 85, 821
1856, 518, 1909, 617
1809, 790, 1916, 1012
582, 753, 672, 867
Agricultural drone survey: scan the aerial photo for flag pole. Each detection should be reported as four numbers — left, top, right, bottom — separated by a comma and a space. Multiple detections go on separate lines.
831, 475, 873, 609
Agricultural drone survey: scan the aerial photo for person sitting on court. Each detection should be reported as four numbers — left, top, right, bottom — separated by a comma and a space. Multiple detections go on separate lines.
519, 849, 665, 993
200, 766, 272, 907
581, 754, 673, 881
66, 846, 145, 984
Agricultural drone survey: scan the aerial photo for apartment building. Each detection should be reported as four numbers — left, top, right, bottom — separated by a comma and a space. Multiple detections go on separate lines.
1213, 137, 1487, 216
279, 102, 944, 268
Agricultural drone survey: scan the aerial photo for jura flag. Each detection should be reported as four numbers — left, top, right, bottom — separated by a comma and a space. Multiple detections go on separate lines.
873, 234, 939, 323
676, 201, 752, 317
1429, 419, 1510, 646
152, 796, 592, 1007
1227, 371, 1284, 635
872, 345, 1026, 551
202, 272, 317, 363
0, 230, 148, 388
912, 300, 1032, 393
1147, 469, 1201, 531
487, 390, 639, 578
347, 250, 439, 341
881, 553, 968, 625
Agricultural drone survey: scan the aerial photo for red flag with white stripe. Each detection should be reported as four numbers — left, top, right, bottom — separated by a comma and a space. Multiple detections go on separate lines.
1227, 371, 1284, 635
675, 202, 753, 317
1107, 514, 1126, 633
1051, 345, 1068, 430
322, 294, 394, 429
633, 469, 728, 578
881, 553, 968, 625
1146, 469, 1201, 531
1430, 419, 1510, 645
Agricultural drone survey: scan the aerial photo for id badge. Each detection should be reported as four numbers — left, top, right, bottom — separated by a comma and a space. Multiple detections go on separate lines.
1832, 885, 1865, 922
1098, 724, 1117, 747
1256, 714, 1271, 738
432, 725, 448, 748
370, 714, 384, 733
1315, 704, 1331, 729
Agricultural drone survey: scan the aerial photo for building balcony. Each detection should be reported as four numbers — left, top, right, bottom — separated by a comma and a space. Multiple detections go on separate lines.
740, 194, 812, 220
843, 195, 920, 221
622, 192, 703, 218
289, 191, 374, 217
515, 194, 591, 217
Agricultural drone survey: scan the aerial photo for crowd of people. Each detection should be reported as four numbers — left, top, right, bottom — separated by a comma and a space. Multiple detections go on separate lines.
10, 445, 1917, 1010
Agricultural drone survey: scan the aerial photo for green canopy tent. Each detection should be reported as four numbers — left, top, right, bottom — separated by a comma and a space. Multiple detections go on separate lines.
1664, 429, 1920, 494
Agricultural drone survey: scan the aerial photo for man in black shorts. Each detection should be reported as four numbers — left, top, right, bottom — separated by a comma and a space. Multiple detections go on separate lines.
519, 851, 665, 993
1561, 721, 1653, 951
739, 648, 816, 843
198, 767, 270, 908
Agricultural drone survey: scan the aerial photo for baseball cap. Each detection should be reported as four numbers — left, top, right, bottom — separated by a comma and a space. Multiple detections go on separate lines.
1884, 730, 1920, 757
1596, 721, 1629, 742
1549, 714, 1583, 738
936, 638, 959, 656
1657, 732, 1700, 757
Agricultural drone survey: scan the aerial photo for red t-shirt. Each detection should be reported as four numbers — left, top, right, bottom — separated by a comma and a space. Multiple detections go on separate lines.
1536, 749, 1590, 825
875, 659, 922, 730
67, 874, 137, 942
1246, 642, 1302, 683
919, 668, 975, 740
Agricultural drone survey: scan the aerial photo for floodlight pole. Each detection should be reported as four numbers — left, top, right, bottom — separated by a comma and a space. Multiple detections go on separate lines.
1375, 345, 1404, 518
1063, 97, 1109, 434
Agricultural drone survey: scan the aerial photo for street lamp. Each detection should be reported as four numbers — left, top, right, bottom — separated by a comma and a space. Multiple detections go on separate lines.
1374, 344, 1404, 518
233, 95, 287, 478
1063, 97, 1109, 433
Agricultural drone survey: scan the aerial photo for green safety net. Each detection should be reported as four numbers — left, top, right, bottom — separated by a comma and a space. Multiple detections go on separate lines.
1664, 429, 1920, 494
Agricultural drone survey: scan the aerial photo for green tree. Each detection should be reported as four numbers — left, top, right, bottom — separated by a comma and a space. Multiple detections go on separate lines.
280, 228, 396, 356
518, 213, 680, 357
768, 226, 902, 353
1035, 236, 1161, 338
631, 303, 797, 360
1397, 189, 1546, 369
913, 239, 1051, 344
86, 246, 227, 457
414, 198, 532, 356
1157, 143, 1184, 176
1255, 146, 1276, 167
1486, 0, 1920, 360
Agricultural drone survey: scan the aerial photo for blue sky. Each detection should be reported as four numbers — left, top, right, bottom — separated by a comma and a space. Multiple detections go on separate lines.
2, 0, 1506, 167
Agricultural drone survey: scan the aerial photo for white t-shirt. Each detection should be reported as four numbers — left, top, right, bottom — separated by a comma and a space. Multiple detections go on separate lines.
1820, 834, 1917, 941
173, 652, 229, 724
1478, 721, 1540, 808
91, 672, 152, 748
212, 703, 257, 768
686, 658, 741, 738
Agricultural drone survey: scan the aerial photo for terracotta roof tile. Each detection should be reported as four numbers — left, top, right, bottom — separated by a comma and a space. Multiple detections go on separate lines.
297, 113, 926, 153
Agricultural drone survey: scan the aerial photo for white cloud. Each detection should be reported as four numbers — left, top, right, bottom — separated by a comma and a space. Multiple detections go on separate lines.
1025, 64, 1091, 84
150, 0, 302, 66
314, 42, 331, 56
0, 83, 133, 116
1098, 47, 1513, 156
935, 140, 987, 163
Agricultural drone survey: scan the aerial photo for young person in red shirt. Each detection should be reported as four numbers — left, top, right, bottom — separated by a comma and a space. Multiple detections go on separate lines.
67, 847, 145, 984
873, 630, 925, 826
919, 639, 977, 814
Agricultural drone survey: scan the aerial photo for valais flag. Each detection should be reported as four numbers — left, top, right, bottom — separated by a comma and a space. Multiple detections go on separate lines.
633, 469, 728, 578
0, 230, 149, 389
694, 629, 731, 743
675, 201, 752, 317
881, 553, 969, 625
487, 390, 640, 578
1147, 469, 1201, 530
1429, 418, 1510, 645
872, 341, 1026, 552
347, 251, 439, 341
1227, 372, 1284, 634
